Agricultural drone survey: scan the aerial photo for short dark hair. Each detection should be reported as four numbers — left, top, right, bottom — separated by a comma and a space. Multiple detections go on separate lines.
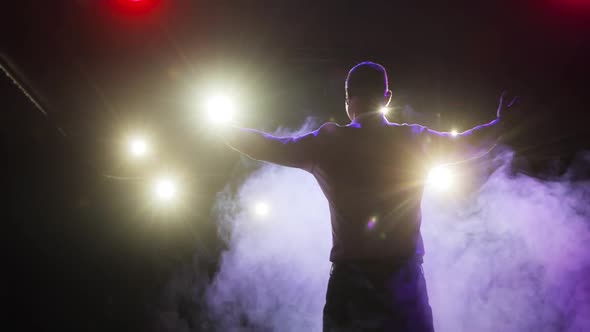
345, 62, 388, 103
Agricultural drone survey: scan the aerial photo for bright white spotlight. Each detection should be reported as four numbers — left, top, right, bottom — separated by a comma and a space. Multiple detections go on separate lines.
427, 165, 455, 192
129, 137, 148, 157
379, 107, 389, 115
450, 129, 459, 137
154, 177, 177, 202
207, 95, 234, 124
254, 201, 270, 217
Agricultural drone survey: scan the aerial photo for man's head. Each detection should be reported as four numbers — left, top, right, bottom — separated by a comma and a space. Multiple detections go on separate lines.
345, 62, 392, 121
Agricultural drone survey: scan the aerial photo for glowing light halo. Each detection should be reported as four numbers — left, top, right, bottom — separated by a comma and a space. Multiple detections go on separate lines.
427, 165, 455, 192
253, 201, 270, 217
129, 137, 148, 157
379, 107, 389, 115
207, 95, 234, 124
450, 130, 459, 137
153, 177, 177, 202
113, 0, 160, 15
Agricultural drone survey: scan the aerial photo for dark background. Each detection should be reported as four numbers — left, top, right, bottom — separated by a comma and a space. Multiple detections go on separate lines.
2, 0, 589, 331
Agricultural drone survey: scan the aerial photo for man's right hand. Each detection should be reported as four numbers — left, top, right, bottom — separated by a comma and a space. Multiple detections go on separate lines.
497, 91, 520, 126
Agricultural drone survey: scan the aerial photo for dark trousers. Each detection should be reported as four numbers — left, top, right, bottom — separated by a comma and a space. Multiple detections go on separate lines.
323, 256, 434, 332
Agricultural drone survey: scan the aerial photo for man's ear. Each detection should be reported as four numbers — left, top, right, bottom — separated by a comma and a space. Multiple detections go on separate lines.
384, 89, 392, 107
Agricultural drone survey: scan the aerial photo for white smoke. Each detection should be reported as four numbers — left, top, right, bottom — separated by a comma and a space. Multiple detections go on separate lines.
159, 127, 590, 332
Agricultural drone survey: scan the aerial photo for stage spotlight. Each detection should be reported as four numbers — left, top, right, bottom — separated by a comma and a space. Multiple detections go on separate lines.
254, 201, 270, 217
450, 130, 459, 137
427, 165, 455, 192
112, 0, 160, 15
129, 137, 148, 157
207, 95, 234, 124
379, 107, 389, 115
154, 177, 177, 202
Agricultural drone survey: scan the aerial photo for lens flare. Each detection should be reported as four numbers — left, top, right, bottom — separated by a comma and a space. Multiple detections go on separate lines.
367, 216, 377, 230
427, 165, 455, 192
207, 95, 234, 124
450, 130, 459, 137
379, 107, 389, 115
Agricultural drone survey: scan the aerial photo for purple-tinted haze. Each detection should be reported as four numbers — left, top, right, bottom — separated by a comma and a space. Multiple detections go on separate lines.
422, 150, 590, 332
159, 127, 590, 332
206, 164, 332, 331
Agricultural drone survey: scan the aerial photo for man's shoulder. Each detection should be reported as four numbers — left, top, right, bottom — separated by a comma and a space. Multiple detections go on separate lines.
315, 121, 426, 132
387, 122, 428, 135
316, 122, 344, 135
314, 121, 428, 137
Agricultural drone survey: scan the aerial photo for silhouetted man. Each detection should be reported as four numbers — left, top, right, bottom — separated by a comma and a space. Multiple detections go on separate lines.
221, 62, 514, 331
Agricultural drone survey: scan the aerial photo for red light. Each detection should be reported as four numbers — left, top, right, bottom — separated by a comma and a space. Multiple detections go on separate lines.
112, 0, 160, 15
551, 0, 590, 12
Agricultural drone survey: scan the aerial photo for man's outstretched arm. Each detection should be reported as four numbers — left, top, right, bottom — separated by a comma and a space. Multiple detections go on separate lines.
219, 126, 323, 172
423, 118, 501, 163
420, 93, 517, 163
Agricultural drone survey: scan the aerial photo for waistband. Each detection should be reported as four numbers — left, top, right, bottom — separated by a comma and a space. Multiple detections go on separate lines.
330, 254, 423, 275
